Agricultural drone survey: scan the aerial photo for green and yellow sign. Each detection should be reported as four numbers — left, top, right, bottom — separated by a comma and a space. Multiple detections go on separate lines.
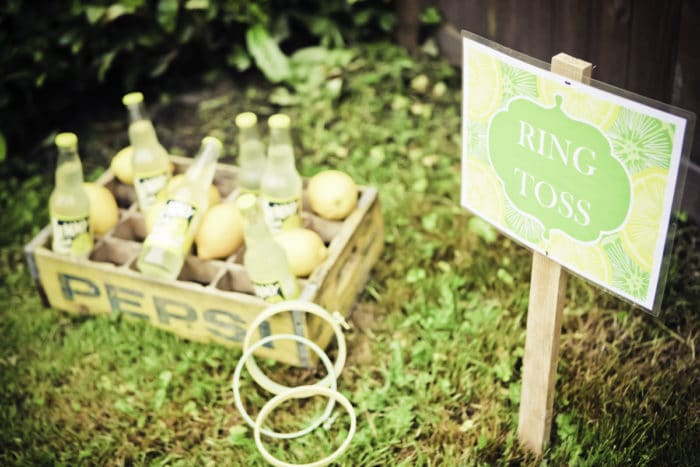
461, 37, 690, 313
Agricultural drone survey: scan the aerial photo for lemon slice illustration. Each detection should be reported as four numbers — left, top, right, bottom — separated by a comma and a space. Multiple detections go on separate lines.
605, 238, 650, 300
505, 205, 545, 244
607, 109, 673, 174
619, 167, 667, 273
502, 63, 538, 101
538, 77, 619, 131
466, 121, 489, 163
544, 230, 613, 285
464, 158, 506, 224
467, 49, 502, 122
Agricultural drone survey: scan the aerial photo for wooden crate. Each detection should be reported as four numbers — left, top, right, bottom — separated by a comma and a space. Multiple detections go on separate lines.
24, 156, 384, 367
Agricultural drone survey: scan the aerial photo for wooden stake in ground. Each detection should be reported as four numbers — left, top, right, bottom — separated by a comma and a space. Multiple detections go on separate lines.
517, 53, 592, 456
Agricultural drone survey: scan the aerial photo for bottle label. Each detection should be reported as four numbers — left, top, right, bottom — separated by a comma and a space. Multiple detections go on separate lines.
261, 196, 302, 233
252, 278, 298, 303
143, 199, 197, 256
51, 215, 93, 257
135, 169, 169, 212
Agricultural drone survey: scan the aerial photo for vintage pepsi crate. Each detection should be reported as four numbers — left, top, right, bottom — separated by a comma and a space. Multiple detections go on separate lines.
24, 156, 384, 367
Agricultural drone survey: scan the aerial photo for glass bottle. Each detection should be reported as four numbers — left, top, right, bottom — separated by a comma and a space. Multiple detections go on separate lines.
137, 136, 222, 279
235, 111, 266, 193
49, 132, 93, 257
122, 91, 171, 213
260, 113, 303, 234
236, 193, 299, 302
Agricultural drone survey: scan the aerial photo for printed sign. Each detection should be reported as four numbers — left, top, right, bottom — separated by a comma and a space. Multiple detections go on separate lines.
461, 35, 691, 313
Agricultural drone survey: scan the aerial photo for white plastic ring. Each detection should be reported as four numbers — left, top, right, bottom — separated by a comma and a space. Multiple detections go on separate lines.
243, 300, 347, 395
232, 334, 337, 440
254, 385, 357, 467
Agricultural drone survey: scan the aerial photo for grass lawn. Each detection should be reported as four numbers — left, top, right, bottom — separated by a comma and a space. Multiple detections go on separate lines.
1, 42, 699, 466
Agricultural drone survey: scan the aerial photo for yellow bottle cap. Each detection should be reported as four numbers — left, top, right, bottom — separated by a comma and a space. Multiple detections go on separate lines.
235, 112, 258, 129
268, 113, 291, 129
236, 192, 257, 211
202, 135, 223, 153
122, 91, 144, 106
54, 132, 78, 149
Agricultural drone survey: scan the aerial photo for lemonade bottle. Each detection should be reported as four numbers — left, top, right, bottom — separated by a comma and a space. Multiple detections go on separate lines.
49, 132, 94, 257
122, 91, 171, 213
137, 136, 222, 279
236, 193, 299, 302
234, 111, 266, 193
260, 113, 302, 234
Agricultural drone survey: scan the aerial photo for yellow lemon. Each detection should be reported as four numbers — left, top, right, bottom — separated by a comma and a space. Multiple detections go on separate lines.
110, 146, 134, 184
274, 228, 328, 277
83, 182, 120, 235
195, 203, 244, 260
543, 230, 613, 285
307, 170, 358, 221
464, 158, 506, 225
111, 146, 175, 185
467, 49, 502, 122
620, 167, 667, 273
166, 174, 221, 209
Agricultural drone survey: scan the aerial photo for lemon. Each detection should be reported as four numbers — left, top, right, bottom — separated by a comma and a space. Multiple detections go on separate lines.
467, 49, 502, 122
166, 174, 221, 209
274, 228, 328, 277
544, 230, 613, 284
537, 77, 619, 130
195, 203, 244, 260
83, 182, 120, 235
307, 170, 358, 221
111, 146, 176, 185
463, 158, 506, 224
619, 167, 666, 273
111, 146, 134, 184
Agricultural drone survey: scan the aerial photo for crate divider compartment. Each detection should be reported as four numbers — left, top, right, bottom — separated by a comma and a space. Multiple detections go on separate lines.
89, 237, 141, 267
110, 212, 147, 243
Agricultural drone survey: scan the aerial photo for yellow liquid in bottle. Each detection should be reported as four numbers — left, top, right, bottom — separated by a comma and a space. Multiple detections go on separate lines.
50, 142, 93, 257
137, 137, 221, 279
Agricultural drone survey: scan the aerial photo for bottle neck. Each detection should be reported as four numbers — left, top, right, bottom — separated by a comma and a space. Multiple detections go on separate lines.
184, 140, 220, 185
55, 147, 84, 188
238, 126, 260, 145
125, 101, 149, 124
268, 127, 292, 147
240, 203, 273, 247
128, 120, 161, 148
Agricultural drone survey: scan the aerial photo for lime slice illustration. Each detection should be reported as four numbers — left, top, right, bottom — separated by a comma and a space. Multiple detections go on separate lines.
71, 232, 94, 256
605, 238, 650, 300
537, 78, 619, 130
466, 121, 489, 163
502, 63, 538, 101
544, 231, 613, 284
505, 205, 545, 243
464, 158, 506, 224
607, 109, 673, 174
619, 167, 667, 273
467, 50, 502, 122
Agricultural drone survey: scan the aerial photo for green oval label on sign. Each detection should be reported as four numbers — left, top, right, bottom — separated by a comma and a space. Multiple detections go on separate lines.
489, 95, 631, 243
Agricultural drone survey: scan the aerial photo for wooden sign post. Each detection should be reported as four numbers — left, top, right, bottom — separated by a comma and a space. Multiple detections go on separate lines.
462, 31, 691, 457
517, 53, 591, 455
